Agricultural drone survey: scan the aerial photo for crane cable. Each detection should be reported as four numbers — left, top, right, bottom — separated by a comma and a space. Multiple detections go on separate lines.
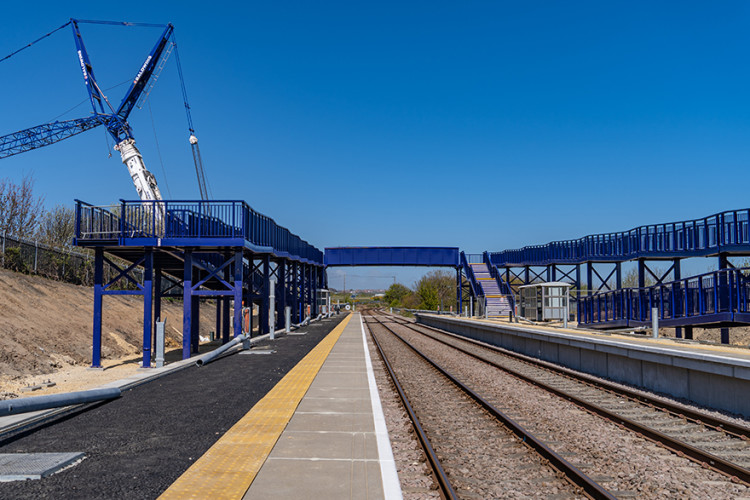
172, 37, 213, 200
147, 100, 173, 198
0, 21, 71, 64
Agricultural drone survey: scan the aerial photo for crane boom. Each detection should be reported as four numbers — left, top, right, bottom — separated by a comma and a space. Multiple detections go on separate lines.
0, 116, 102, 159
0, 19, 175, 206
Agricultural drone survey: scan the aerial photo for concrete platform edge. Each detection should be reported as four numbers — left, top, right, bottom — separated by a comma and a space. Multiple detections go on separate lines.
359, 313, 403, 500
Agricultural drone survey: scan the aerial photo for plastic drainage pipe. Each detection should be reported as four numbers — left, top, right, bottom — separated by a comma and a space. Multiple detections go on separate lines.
195, 333, 249, 367
0, 387, 121, 417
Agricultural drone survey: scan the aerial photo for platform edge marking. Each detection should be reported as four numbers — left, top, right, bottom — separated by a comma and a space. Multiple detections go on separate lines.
360, 314, 403, 500
158, 313, 353, 500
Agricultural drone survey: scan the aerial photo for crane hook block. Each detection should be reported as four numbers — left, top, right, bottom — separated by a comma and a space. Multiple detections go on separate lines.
189, 134, 198, 145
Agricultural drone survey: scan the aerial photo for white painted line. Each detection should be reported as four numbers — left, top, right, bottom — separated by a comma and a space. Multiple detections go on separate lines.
360, 313, 403, 500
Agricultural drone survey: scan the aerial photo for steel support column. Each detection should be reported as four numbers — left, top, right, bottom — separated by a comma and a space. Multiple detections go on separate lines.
91, 247, 104, 368
457, 267, 462, 313
154, 267, 162, 351
638, 259, 646, 288
719, 253, 730, 344
233, 250, 243, 338
261, 255, 271, 335
141, 248, 153, 368
182, 249, 193, 360
276, 260, 286, 330
222, 295, 231, 342
291, 262, 299, 323
615, 262, 622, 289
673, 259, 682, 338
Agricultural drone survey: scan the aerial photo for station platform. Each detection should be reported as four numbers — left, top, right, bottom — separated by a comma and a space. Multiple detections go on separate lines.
417, 314, 750, 418
160, 312, 401, 499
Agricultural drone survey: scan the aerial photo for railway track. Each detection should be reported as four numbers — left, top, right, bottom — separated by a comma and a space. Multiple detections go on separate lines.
364, 312, 615, 499
367, 310, 750, 498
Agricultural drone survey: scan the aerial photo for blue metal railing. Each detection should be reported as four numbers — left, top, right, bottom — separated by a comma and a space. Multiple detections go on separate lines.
491, 209, 750, 267
483, 251, 515, 311
578, 267, 750, 327
460, 251, 480, 298
74, 199, 324, 264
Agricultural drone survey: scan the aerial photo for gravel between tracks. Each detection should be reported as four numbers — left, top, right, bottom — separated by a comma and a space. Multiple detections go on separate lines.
390, 318, 750, 499
367, 318, 586, 499
364, 321, 441, 500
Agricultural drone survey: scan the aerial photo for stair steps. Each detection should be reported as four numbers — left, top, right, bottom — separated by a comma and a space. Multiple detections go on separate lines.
469, 263, 513, 317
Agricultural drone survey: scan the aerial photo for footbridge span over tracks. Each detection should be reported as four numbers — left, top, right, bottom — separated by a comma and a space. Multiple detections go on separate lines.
324, 246, 515, 317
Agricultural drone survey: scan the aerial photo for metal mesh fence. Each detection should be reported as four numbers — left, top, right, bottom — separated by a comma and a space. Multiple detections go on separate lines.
0, 232, 143, 288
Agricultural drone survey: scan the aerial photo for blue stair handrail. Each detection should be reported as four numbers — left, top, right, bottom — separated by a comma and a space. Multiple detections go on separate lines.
483, 251, 515, 312
578, 267, 750, 327
460, 251, 481, 299
491, 208, 750, 267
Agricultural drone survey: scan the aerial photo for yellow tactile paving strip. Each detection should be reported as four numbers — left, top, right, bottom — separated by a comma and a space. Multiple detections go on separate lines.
159, 313, 353, 500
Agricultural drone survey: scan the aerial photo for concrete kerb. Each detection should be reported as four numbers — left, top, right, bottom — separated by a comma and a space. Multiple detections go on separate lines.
416, 314, 750, 418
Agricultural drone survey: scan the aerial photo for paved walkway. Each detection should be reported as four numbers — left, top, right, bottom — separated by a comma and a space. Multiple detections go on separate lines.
161, 312, 401, 499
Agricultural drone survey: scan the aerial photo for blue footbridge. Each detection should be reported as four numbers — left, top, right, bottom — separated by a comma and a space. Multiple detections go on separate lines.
74, 199, 325, 368
73, 202, 750, 367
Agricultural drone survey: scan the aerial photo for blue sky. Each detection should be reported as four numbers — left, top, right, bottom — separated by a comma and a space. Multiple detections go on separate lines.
2, 2, 750, 289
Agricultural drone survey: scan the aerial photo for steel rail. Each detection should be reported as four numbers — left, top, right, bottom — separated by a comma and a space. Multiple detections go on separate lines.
365, 319, 457, 500
365, 313, 616, 500
396, 312, 750, 439
381, 312, 750, 485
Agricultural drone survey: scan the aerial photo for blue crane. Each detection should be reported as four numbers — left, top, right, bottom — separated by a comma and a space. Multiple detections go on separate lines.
0, 19, 209, 202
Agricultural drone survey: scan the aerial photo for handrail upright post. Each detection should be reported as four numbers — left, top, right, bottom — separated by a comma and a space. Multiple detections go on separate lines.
120, 200, 126, 239
714, 272, 719, 313
74, 200, 81, 240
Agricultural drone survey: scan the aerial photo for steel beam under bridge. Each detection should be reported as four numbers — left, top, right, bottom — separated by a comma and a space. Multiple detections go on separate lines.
324, 247, 460, 267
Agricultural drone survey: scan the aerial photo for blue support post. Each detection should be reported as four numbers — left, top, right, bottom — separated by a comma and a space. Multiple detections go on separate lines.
223, 262, 231, 343
587, 262, 593, 296
719, 253, 730, 344
141, 248, 153, 368
182, 249, 193, 360
233, 250, 243, 338
457, 267, 462, 314
261, 255, 270, 335
91, 247, 104, 368
191, 287, 200, 354
638, 260, 646, 288
292, 262, 301, 323
154, 268, 162, 343
615, 262, 622, 289
222, 296, 231, 342
215, 298, 221, 341
673, 259, 682, 338
277, 260, 286, 326
299, 263, 307, 321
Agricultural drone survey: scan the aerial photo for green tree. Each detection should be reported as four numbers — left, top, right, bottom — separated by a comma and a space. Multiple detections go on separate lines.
384, 283, 411, 306
414, 270, 456, 310
416, 282, 439, 310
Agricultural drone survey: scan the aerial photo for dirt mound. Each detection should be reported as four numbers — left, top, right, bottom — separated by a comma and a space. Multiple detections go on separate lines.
0, 268, 210, 382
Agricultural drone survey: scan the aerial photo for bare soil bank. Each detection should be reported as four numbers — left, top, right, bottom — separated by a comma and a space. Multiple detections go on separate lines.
0, 267, 213, 396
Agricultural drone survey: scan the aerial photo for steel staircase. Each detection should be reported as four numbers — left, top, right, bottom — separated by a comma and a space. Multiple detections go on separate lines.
469, 262, 513, 317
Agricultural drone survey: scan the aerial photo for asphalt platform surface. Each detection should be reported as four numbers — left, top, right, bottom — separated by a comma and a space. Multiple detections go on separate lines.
0, 313, 348, 499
